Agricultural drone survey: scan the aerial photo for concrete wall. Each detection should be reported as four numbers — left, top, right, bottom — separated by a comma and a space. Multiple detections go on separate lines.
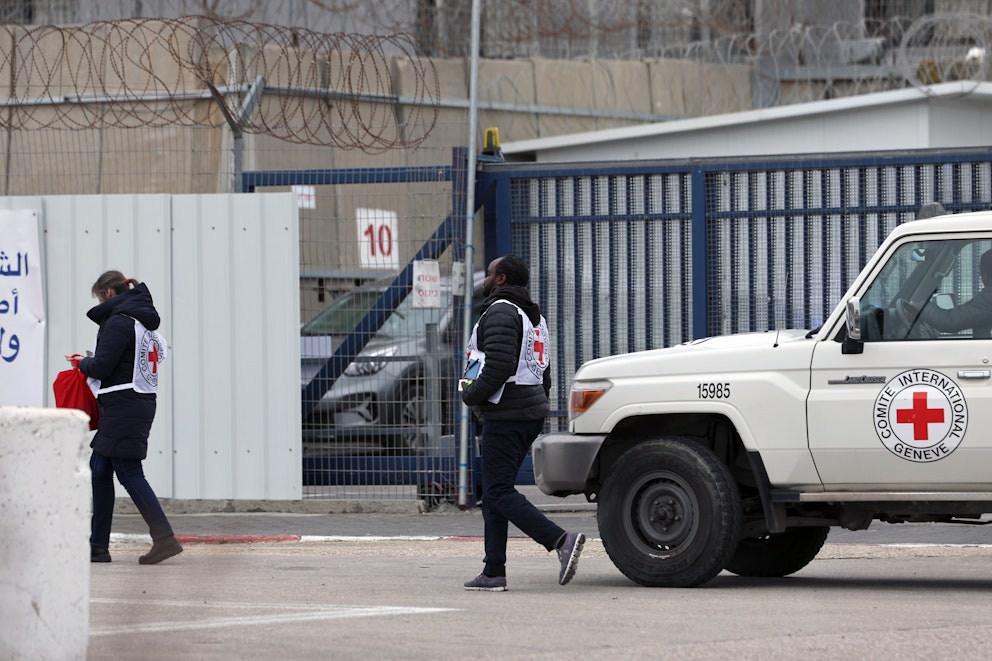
0, 24, 759, 318
0, 20, 760, 195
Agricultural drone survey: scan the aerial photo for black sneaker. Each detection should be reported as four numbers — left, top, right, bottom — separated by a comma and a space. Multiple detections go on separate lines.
139, 535, 183, 565
463, 573, 508, 592
91, 546, 111, 563
557, 532, 585, 585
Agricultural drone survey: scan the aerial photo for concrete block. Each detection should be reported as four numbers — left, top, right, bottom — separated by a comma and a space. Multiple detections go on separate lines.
477, 58, 539, 143
646, 58, 690, 117
0, 407, 91, 661
648, 58, 752, 117
592, 59, 653, 119
531, 57, 598, 136
395, 55, 467, 153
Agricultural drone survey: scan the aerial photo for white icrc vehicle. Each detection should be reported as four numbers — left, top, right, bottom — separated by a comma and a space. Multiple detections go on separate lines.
534, 210, 992, 587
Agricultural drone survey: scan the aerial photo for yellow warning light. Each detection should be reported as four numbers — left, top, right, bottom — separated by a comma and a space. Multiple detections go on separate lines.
484, 127, 500, 152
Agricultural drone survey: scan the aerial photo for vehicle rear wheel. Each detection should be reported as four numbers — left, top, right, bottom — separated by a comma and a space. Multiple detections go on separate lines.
598, 437, 742, 588
725, 526, 829, 578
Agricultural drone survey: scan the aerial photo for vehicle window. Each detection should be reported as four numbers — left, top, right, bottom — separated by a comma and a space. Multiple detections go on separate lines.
301, 287, 453, 337
301, 290, 384, 336
379, 290, 451, 336
860, 237, 992, 341
861, 241, 927, 312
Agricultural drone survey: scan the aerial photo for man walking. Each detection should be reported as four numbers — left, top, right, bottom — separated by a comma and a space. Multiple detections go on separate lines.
460, 254, 584, 592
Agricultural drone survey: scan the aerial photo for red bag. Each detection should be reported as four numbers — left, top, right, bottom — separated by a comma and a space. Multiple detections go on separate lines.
53, 367, 100, 431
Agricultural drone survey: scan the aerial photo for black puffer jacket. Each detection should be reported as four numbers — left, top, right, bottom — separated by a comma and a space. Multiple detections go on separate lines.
462, 284, 551, 421
78, 283, 161, 460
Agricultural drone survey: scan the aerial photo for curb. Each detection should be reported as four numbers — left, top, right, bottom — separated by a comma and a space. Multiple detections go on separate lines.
109, 533, 576, 545
111, 498, 428, 516
109, 494, 596, 516
111, 533, 458, 545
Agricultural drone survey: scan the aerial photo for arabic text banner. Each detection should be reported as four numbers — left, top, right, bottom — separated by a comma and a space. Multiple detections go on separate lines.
0, 209, 44, 406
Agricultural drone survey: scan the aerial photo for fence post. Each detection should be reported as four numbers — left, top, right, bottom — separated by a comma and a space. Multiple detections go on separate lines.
424, 322, 442, 449
691, 166, 709, 339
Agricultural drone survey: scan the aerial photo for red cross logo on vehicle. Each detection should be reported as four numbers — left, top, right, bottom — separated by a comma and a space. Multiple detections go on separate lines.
895, 391, 944, 441
874, 369, 968, 463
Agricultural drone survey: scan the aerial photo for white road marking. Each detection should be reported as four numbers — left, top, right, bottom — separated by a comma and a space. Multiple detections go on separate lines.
89, 598, 456, 636
299, 535, 446, 542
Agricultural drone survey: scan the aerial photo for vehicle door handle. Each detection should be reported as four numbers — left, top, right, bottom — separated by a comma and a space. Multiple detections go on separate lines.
957, 370, 991, 379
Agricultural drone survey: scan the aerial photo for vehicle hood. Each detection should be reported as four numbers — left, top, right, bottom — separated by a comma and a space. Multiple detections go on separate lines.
574, 329, 813, 381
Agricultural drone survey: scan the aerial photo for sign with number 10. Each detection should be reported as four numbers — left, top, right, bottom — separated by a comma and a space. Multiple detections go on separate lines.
356, 208, 399, 269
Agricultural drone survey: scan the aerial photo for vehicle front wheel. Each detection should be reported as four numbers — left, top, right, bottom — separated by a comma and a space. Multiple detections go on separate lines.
725, 526, 829, 578
598, 437, 742, 588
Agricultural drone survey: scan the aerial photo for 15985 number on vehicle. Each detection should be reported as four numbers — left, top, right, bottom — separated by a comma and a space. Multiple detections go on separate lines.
697, 382, 730, 399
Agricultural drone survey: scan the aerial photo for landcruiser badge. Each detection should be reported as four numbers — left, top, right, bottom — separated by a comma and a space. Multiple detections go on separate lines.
828, 375, 886, 384
874, 369, 967, 463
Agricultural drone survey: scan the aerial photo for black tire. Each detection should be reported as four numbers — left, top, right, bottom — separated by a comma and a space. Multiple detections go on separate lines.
598, 437, 742, 588
419, 481, 447, 511
725, 526, 829, 578
394, 381, 429, 454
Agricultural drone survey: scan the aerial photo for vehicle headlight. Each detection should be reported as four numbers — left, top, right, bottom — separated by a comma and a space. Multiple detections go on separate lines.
344, 346, 397, 377
568, 381, 612, 421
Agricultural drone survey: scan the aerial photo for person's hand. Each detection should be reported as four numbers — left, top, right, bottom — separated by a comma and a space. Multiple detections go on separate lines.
65, 353, 85, 367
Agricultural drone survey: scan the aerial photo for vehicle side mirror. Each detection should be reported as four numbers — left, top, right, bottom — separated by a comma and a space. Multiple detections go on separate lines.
842, 296, 864, 354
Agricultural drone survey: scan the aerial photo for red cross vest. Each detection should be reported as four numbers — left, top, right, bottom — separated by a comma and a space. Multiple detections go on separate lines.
465, 299, 549, 404
92, 316, 168, 396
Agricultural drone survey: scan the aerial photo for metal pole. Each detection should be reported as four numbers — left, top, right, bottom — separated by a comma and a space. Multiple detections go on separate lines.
457, 0, 482, 508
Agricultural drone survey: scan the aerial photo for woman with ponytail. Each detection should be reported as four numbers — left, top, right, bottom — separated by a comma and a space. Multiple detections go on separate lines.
72, 270, 182, 565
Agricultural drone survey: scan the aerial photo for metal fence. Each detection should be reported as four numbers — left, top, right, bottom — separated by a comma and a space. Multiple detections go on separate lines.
260, 146, 992, 503
477, 148, 992, 430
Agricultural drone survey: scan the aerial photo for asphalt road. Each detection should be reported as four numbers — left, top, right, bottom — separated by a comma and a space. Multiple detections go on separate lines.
82, 489, 992, 660
88, 539, 992, 660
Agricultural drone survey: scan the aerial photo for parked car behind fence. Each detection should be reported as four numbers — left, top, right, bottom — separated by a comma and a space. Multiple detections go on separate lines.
300, 272, 484, 455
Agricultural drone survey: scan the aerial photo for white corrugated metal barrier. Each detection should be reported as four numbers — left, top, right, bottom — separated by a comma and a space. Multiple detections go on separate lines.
0, 193, 301, 500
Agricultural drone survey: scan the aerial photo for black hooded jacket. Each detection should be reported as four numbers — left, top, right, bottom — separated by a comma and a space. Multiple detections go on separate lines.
461, 284, 551, 421
78, 283, 161, 460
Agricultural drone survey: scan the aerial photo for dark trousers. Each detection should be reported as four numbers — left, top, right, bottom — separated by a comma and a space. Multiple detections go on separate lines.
90, 450, 173, 548
480, 418, 565, 574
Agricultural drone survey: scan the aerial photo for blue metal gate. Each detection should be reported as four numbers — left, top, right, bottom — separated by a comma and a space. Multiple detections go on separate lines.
475, 149, 992, 430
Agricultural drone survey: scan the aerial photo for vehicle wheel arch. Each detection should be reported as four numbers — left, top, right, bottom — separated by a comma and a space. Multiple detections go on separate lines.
589, 412, 771, 529
598, 412, 753, 484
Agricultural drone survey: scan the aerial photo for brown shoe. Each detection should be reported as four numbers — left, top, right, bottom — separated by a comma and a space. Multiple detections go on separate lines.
139, 535, 183, 565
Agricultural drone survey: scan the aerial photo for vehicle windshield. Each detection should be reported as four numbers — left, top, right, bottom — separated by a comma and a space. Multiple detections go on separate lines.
862, 239, 967, 311
301, 287, 453, 337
